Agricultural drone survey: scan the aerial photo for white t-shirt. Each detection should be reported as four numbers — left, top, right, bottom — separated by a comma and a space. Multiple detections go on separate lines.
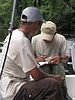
0, 29, 38, 100
31, 33, 70, 61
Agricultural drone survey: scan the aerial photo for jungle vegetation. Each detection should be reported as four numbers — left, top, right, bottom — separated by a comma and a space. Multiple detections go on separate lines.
0, 0, 75, 41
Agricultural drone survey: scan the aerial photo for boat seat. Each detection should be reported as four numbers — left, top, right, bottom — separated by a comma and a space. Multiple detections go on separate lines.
66, 75, 75, 100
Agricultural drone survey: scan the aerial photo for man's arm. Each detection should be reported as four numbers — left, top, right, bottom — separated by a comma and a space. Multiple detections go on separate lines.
28, 67, 64, 83
47, 55, 69, 64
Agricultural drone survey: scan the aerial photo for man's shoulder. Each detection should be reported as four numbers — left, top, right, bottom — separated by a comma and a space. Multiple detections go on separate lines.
12, 29, 28, 46
32, 34, 41, 40
55, 33, 66, 39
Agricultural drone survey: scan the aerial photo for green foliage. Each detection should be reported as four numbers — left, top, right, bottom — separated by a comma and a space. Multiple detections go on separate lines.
0, 0, 75, 41
39, 0, 75, 35
0, 0, 12, 41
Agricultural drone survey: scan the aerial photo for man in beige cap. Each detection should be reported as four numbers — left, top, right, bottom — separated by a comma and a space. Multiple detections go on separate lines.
0, 7, 64, 100
31, 21, 72, 100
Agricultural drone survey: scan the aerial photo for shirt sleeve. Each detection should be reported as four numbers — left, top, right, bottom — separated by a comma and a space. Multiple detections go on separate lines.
60, 36, 70, 57
20, 39, 38, 73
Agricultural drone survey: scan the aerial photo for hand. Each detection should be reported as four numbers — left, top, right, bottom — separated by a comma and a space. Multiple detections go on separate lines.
48, 56, 61, 64
36, 55, 46, 62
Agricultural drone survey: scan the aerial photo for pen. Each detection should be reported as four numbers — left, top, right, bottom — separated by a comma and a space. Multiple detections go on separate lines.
39, 52, 42, 56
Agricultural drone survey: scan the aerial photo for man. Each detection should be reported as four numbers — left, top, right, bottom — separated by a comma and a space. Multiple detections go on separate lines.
31, 21, 72, 100
0, 7, 64, 100
31, 21, 70, 76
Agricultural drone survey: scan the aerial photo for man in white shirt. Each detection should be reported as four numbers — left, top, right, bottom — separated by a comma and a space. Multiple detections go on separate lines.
0, 7, 64, 100
31, 21, 70, 77
31, 21, 72, 100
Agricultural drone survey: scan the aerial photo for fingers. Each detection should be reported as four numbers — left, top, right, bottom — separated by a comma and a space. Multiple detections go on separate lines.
36, 56, 46, 62
48, 56, 61, 64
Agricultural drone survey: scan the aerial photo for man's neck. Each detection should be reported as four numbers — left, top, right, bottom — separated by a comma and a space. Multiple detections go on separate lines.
19, 27, 31, 39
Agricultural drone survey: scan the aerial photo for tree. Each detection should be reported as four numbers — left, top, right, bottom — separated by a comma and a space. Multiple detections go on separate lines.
0, 0, 75, 41
0, 0, 12, 41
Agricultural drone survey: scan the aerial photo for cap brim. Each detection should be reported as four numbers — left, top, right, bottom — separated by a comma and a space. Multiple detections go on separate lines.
41, 32, 54, 41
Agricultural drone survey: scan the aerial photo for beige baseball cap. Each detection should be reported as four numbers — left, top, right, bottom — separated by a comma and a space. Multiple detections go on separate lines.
41, 21, 56, 41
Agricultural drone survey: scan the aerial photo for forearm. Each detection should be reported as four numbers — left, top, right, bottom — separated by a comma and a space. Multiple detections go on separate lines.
60, 55, 69, 63
29, 67, 64, 84
30, 67, 54, 80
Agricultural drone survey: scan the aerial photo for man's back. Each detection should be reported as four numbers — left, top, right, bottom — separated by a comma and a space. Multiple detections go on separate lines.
0, 29, 37, 100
